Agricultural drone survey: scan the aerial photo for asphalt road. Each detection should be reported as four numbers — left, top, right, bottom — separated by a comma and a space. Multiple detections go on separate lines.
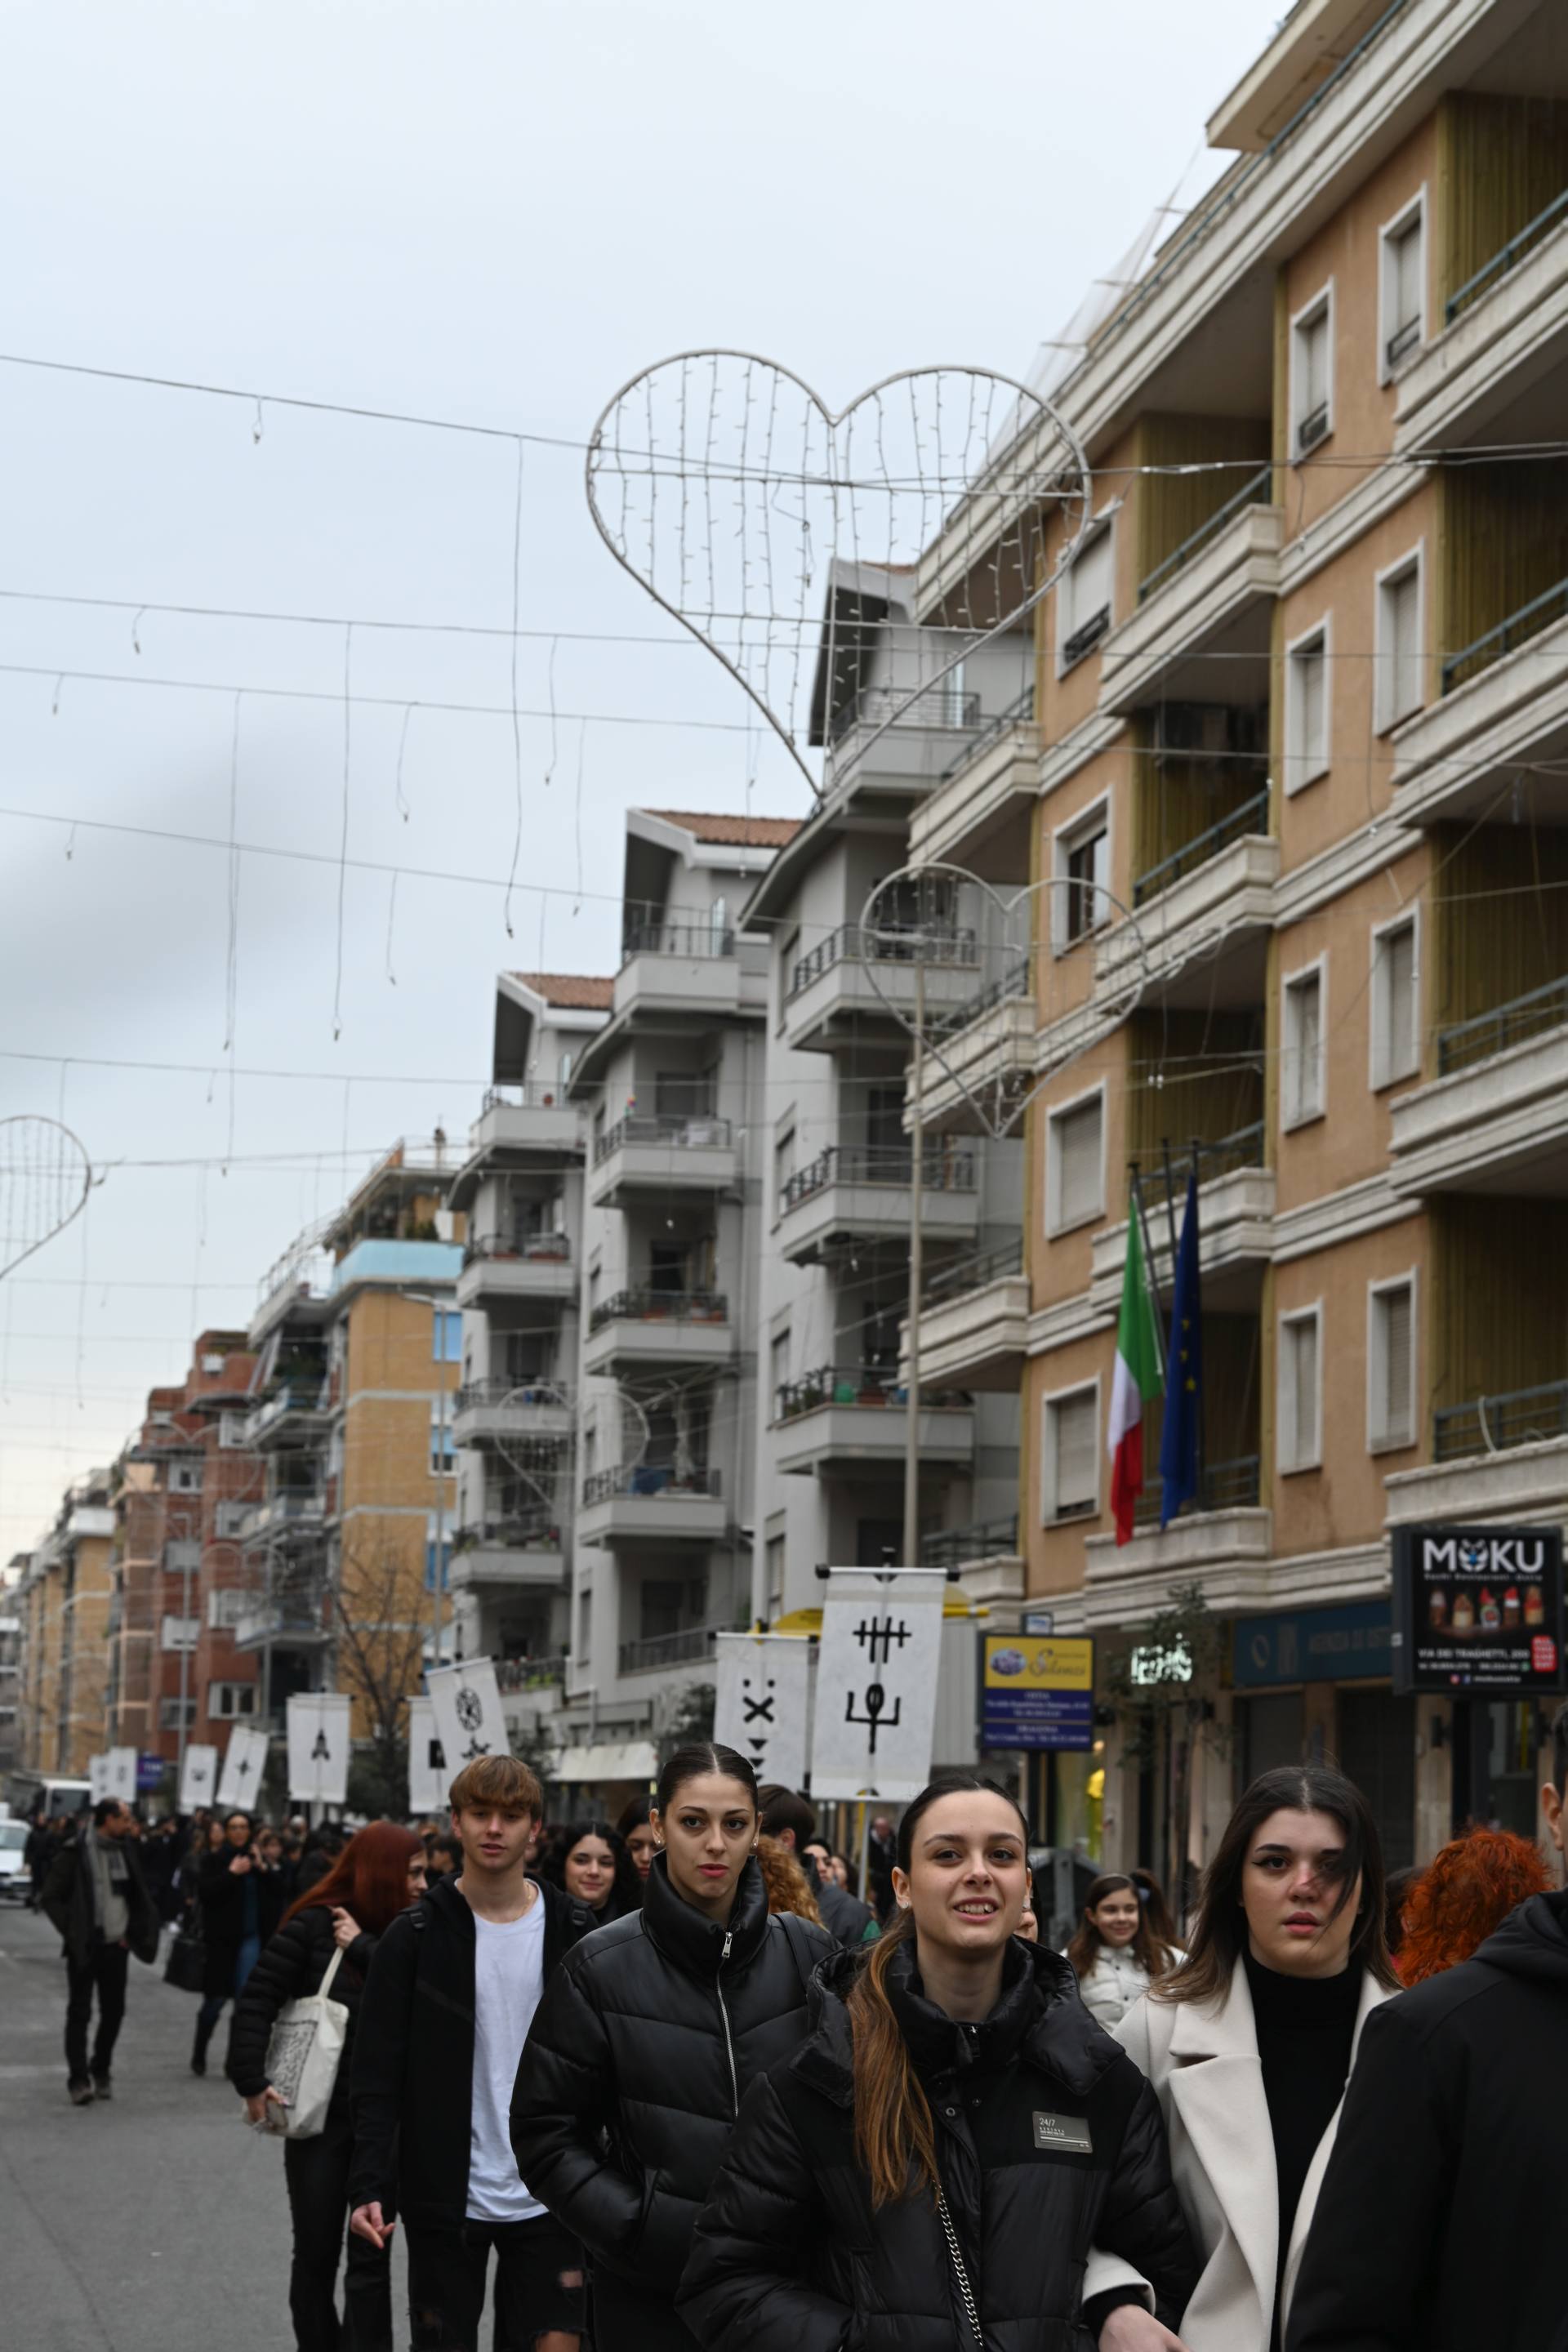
0, 1900, 435, 2351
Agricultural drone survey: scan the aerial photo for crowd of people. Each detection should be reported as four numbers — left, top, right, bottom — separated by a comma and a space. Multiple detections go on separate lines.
20, 1709, 1568, 2352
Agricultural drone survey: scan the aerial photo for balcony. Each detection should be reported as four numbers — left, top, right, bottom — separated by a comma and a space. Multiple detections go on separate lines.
1396, 200, 1568, 456
612, 920, 753, 1022
583, 1288, 734, 1376
826, 681, 983, 790
1389, 999, 1568, 1197
238, 1490, 328, 1546
920, 1515, 1022, 1605
497, 1653, 568, 1695
1442, 575, 1568, 701
452, 1512, 567, 1589
1385, 1384, 1568, 1527
577, 1464, 725, 1548
589, 1112, 737, 1209
457, 1231, 576, 1313
783, 924, 982, 1054
909, 958, 1036, 1132
1098, 817, 1277, 1008
452, 1377, 573, 1451
1091, 1130, 1273, 1312
243, 1382, 330, 1450
233, 1599, 332, 1651
909, 689, 1040, 880
773, 1364, 974, 1477
1081, 1470, 1272, 1628
1391, 601, 1568, 828
904, 1239, 1028, 1391
778, 1142, 979, 1268
465, 1083, 582, 1163
1099, 486, 1282, 716
617, 1623, 741, 1677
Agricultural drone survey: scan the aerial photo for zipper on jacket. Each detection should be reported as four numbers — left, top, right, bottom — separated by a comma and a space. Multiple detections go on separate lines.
716, 1929, 738, 2116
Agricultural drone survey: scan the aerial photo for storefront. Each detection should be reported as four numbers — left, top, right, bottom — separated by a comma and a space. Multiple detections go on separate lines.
1230, 1600, 1414, 1869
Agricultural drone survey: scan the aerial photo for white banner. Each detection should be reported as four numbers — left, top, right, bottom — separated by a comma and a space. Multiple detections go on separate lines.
217, 1724, 271, 1811
407, 1695, 448, 1814
286, 1693, 352, 1804
87, 1753, 109, 1804
104, 1746, 139, 1806
425, 1658, 507, 1775
714, 1633, 813, 1791
809, 1571, 946, 1802
178, 1744, 219, 1812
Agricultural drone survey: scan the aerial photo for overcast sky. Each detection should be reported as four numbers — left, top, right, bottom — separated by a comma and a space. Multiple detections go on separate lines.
0, 0, 1269, 1555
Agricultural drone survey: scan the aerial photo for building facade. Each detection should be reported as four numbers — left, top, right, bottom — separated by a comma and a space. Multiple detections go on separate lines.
12, 1469, 117, 1775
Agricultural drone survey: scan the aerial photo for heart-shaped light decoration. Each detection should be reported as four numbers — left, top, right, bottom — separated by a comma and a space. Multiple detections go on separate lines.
495, 1378, 649, 1523
586, 354, 1089, 796
0, 1115, 91, 1280
858, 863, 1150, 1142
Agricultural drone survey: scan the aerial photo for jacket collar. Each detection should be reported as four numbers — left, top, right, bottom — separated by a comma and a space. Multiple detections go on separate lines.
425, 1865, 585, 1941
639, 1849, 770, 1980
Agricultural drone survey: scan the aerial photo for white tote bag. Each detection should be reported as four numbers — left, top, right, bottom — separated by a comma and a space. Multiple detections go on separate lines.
263, 1944, 350, 2140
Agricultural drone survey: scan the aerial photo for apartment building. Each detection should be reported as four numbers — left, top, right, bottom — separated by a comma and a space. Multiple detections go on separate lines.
900, 0, 1568, 1874
0, 1598, 19, 1776
12, 1468, 117, 1775
106, 1379, 214, 1765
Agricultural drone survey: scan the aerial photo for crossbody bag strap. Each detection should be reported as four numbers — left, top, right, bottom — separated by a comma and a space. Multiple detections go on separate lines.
935, 2188, 984, 2348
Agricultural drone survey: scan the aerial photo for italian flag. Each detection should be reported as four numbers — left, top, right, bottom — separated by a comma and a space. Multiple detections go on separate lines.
1107, 1201, 1163, 1544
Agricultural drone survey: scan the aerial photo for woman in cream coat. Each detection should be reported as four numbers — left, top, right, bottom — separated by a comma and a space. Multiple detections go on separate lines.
1085, 1766, 1398, 2352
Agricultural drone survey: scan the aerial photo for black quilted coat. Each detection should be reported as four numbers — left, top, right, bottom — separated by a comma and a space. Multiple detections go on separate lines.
510, 1851, 830, 2352
679, 1936, 1198, 2352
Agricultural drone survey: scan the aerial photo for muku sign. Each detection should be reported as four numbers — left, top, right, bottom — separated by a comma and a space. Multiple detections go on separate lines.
1392, 1522, 1566, 1695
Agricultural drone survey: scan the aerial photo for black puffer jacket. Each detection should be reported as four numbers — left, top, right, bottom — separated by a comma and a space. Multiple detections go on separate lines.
197, 1846, 288, 1998
225, 1901, 376, 2103
511, 1851, 831, 2352
679, 1936, 1198, 2352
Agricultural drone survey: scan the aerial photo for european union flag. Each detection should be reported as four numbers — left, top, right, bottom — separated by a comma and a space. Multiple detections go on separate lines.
1159, 1168, 1203, 1527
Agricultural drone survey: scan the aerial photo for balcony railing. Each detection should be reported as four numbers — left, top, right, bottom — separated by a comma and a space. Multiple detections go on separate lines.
480, 1081, 576, 1112
1434, 1381, 1568, 1463
829, 683, 980, 745
939, 683, 1034, 783
1133, 788, 1271, 908
496, 1654, 568, 1693
930, 953, 1031, 1038
1128, 1120, 1266, 1189
462, 1230, 572, 1267
1133, 1453, 1261, 1529
1437, 974, 1568, 1076
788, 922, 978, 1000
581, 1463, 721, 1506
590, 1287, 728, 1334
618, 1622, 742, 1676
781, 1142, 978, 1214
1138, 465, 1273, 604
920, 1514, 1018, 1571
595, 1112, 732, 1163
621, 920, 736, 960
456, 1376, 565, 1411
776, 1364, 970, 1422
1441, 572, 1568, 697
457, 1509, 564, 1552
924, 1236, 1025, 1307
1446, 185, 1568, 324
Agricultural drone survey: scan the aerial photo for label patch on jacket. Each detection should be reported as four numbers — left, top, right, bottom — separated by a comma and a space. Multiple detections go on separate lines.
1032, 2111, 1093, 2155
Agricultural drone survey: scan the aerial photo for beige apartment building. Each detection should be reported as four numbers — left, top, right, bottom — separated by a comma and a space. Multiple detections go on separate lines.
906, 0, 1568, 1878
12, 1470, 117, 1776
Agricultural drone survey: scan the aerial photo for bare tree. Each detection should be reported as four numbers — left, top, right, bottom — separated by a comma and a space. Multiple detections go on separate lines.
330, 1531, 429, 1814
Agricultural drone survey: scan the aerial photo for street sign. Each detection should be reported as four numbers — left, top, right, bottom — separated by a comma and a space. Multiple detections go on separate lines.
810, 1570, 945, 1802
426, 1658, 507, 1773
714, 1633, 813, 1789
1392, 1523, 1566, 1695
136, 1753, 165, 1793
217, 1724, 270, 1809
286, 1693, 351, 1803
407, 1695, 447, 1814
982, 1634, 1095, 1752
178, 1744, 219, 1811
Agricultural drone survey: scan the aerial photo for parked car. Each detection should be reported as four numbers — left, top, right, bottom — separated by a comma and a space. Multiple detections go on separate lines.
0, 1820, 30, 1900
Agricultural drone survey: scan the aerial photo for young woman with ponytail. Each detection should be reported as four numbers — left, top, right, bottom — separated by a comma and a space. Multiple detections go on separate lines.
679, 1775, 1197, 2352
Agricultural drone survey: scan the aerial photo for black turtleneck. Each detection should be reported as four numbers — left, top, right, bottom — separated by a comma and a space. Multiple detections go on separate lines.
1243, 1948, 1361, 2347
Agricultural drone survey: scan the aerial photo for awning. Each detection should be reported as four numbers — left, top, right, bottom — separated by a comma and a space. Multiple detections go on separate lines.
553, 1741, 658, 1785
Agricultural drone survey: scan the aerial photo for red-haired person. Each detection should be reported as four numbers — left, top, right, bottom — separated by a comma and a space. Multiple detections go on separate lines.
1392, 1827, 1550, 1987
1067, 1874, 1184, 2032
227, 1821, 427, 2352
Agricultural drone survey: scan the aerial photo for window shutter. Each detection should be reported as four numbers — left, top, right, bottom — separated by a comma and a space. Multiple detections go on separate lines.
1054, 1391, 1098, 1513
1288, 975, 1322, 1122
1382, 1285, 1413, 1445
1385, 924, 1415, 1077
1056, 1098, 1102, 1227
1393, 220, 1422, 332
1071, 529, 1112, 631
1296, 641, 1326, 773
1304, 313, 1330, 413
1291, 1319, 1320, 1466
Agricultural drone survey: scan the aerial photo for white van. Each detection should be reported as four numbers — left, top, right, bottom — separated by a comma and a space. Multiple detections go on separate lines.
0, 1819, 29, 1900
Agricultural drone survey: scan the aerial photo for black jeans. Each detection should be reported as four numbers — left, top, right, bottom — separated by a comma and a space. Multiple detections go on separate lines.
404, 2214, 582, 2352
65, 1940, 128, 2083
283, 2102, 392, 2352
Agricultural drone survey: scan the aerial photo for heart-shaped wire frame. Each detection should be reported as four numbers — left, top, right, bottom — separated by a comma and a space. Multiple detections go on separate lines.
858, 863, 1150, 1143
494, 1378, 649, 1530
0, 1114, 92, 1280
585, 353, 1091, 799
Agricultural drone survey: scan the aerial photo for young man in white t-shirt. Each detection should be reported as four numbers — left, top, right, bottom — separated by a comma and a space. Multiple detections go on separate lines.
349, 1754, 594, 2351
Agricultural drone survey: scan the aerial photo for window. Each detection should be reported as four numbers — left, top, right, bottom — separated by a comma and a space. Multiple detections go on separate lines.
217, 1410, 247, 1450
207, 1587, 245, 1629
1282, 964, 1325, 1128
432, 1307, 462, 1363
207, 1681, 256, 1721
1285, 622, 1330, 792
709, 896, 729, 953
777, 927, 800, 1027
765, 1531, 786, 1624
213, 1499, 247, 1538
557, 1049, 573, 1093
575, 1581, 591, 1660
425, 1538, 452, 1592
774, 1125, 796, 1216
170, 1462, 204, 1495
770, 1330, 791, 1418
202, 1353, 225, 1374
1370, 915, 1419, 1089
1380, 198, 1425, 375
1058, 522, 1113, 670
1292, 287, 1334, 454
1278, 1307, 1323, 1472
1055, 802, 1110, 949
1044, 1384, 1099, 1522
430, 1405, 457, 1472
1376, 553, 1423, 732
1369, 1276, 1417, 1451
159, 1696, 196, 1731
1048, 1090, 1104, 1233
160, 1615, 199, 1651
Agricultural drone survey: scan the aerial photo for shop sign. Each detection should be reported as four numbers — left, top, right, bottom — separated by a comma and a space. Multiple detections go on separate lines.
982, 1633, 1094, 1752
1392, 1522, 1566, 1695
1129, 1640, 1192, 1688
1232, 1602, 1392, 1689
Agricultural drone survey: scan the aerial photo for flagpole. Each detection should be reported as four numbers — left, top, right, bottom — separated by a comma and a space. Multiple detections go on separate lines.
1128, 1165, 1168, 1379
1159, 1138, 1181, 1293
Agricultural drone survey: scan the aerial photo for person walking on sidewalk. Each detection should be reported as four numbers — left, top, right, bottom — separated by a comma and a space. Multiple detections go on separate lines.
757, 1786, 878, 1950
191, 1807, 287, 2076
41, 1797, 160, 2106
348, 1755, 594, 2352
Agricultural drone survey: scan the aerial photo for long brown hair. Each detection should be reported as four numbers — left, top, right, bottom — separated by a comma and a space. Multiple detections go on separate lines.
755, 1833, 823, 1925
1066, 1873, 1176, 1983
1157, 1764, 1398, 2006
282, 1821, 422, 1940
846, 1774, 1029, 2208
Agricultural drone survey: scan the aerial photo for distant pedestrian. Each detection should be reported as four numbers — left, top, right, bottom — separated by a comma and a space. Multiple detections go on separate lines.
1392, 1826, 1549, 1985
425, 1832, 462, 1880
757, 1786, 876, 1949
613, 1793, 657, 1894
539, 1821, 641, 1925
865, 1812, 897, 1920
40, 1797, 160, 2105
24, 1811, 57, 1908
754, 1834, 823, 1925
1067, 1872, 1183, 2031
191, 1808, 287, 2076
1128, 1866, 1183, 1949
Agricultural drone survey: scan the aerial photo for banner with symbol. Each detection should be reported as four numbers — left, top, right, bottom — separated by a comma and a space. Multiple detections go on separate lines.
87, 1753, 109, 1804
425, 1658, 507, 1776
714, 1633, 812, 1789
105, 1746, 140, 1806
178, 1744, 219, 1812
809, 1571, 945, 1802
407, 1695, 448, 1813
286, 1693, 352, 1803
217, 1724, 271, 1810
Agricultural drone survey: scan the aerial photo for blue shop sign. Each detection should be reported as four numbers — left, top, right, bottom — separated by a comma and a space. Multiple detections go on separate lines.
1232, 1601, 1392, 1689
